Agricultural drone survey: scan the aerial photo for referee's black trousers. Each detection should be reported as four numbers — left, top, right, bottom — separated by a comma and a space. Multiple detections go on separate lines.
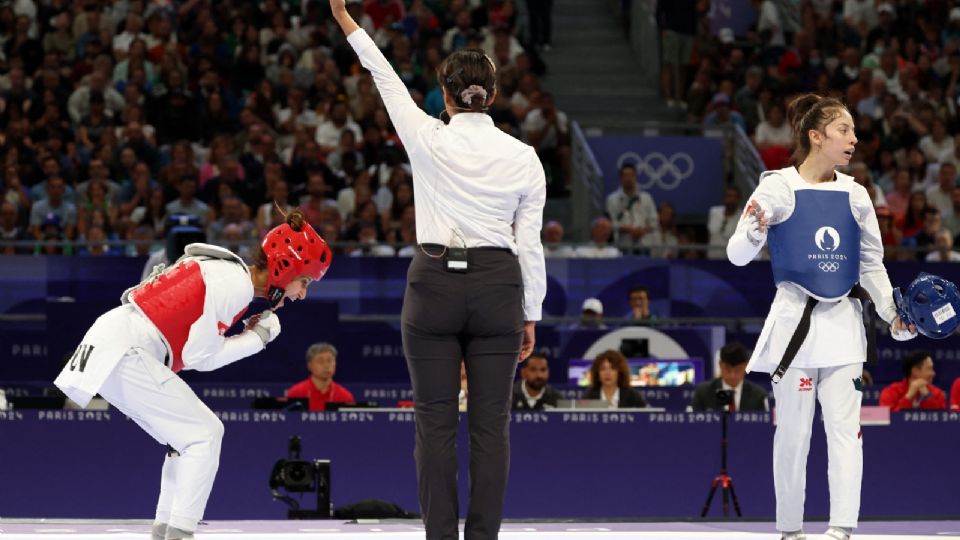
401, 248, 524, 540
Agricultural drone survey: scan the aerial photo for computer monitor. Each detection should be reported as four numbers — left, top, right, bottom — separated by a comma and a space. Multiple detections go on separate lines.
251, 397, 310, 411
567, 357, 703, 387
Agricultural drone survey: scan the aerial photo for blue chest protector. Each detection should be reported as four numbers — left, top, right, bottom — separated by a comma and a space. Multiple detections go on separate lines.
768, 189, 861, 300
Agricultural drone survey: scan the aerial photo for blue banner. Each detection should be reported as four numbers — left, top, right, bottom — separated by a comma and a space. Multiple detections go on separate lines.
587, 135, 725, 218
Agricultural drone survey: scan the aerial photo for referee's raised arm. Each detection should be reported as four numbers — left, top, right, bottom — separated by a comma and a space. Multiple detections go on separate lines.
332, 1, 547, 538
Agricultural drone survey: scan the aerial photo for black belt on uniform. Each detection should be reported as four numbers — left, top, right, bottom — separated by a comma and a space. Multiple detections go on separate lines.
418, 243, 513, 254
771, 284, 878, 384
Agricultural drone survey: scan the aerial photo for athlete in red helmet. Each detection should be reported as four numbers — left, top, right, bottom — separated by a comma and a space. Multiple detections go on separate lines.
55, 209, 330, 540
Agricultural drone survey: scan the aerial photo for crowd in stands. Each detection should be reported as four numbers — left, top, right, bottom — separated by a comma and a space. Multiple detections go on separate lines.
0, 0, 567, 258
656, 0, 960, 261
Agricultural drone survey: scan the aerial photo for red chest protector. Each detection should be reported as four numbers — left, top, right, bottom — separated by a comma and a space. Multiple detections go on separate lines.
129, 260, 206, 373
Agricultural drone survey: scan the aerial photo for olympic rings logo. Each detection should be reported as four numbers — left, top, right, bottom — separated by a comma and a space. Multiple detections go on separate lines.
818, 262, 840, 272
617, 152, 695, 190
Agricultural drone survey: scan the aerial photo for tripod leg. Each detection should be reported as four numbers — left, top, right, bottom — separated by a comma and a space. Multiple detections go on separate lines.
727, 477, 743, 517
721, 477, 730, 517
700, 477, 720, 517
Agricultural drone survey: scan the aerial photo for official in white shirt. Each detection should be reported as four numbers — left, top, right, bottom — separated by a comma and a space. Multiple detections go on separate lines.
331, 3, 547, 539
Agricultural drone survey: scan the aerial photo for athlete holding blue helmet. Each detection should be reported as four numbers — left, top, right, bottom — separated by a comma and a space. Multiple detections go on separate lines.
728, 93, 917, 540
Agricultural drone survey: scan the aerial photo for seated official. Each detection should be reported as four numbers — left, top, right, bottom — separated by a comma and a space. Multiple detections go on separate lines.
952, 377, 960, 411
690, 342, 768, 412
512, 353, 561, 410
583, 350, 647, 408
286, 342, 355, 411
879, 350, 946, 412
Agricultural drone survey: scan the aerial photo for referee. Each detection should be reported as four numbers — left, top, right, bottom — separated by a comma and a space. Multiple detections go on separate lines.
331, 2, 547, 539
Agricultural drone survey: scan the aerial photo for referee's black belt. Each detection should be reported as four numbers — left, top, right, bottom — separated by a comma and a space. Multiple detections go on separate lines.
771, 284, 878, 384
418, 243, 513, 254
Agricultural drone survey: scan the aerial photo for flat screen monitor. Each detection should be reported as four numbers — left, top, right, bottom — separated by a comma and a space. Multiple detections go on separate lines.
567, 357, 703, 387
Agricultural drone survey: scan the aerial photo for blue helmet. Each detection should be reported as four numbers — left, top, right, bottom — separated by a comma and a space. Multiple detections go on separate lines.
894, 273, 960, 339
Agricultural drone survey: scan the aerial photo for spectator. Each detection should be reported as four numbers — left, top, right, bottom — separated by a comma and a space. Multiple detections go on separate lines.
165, 176, 209, 228
315, 101, 363, 155
285, 343, 355, 412
583, 350, 648, 408
945, 187, 960, 237
29, 177, 76, 240
542, 219, 575, 257
78, 224, 117, 257
884, 169, 912, 222
521, 92, 570, 196
754, 103, 793, 168
605, 163, 658, 249
67, 71, 125, 124
875, 206, 902, 260
576, 297, 606, 330
640, 201, 679, 257
925, 161, 957, 220
905, 207, 942, 261
511, 353, 561, 410
626, 286, 657, 321
256, 179, 294, 239
897, 191, 928, 238
656, 0, 697, 108
34, 213, 72, 255
77, 180, 118, 239
0, 200, 26, 255
924, 229, 960, 262
574, 217, 621, 258
690, 342, 768, 412
707, 184, 743, 259
703, 93, 747, 132
919, 119, 954, 164
735, 66, 764, 132
879, 350, 946, 412
207, 195, 254, 247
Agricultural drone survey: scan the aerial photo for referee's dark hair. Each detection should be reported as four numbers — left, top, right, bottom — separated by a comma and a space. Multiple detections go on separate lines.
902, 350, 932, 379
719, 342, 749, 367
437, 48, 496, 112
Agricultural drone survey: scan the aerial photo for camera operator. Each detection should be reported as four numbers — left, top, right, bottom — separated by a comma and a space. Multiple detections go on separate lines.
691, 342, 768, 412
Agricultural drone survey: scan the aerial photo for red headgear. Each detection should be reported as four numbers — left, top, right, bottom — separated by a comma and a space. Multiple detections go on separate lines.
261, 222, 331, 306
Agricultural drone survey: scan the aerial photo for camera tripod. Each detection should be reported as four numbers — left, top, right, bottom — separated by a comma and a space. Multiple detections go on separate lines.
700, 407, 742, 517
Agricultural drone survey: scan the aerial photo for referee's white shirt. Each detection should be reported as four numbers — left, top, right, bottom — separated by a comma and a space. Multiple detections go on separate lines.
347, 29, 547, 321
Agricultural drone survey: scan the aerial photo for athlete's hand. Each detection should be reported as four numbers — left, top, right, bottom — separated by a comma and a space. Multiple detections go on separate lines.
743, 199, 769, 244
890, 315, 917, 341
249, 311, 282, 345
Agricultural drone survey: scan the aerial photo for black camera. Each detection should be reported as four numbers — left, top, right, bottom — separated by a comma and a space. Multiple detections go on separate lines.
269, 436, 331, 518
715, 389, 734, 407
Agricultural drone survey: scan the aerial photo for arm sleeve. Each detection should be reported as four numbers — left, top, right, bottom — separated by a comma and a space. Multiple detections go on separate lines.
854, 184, 898, 323
181, 262, 263, 372
515, 151, 548, 321
726, 171, 792, 266
879, 385, 909, 412
346, 29, 434, 148
923, 387, 947, 410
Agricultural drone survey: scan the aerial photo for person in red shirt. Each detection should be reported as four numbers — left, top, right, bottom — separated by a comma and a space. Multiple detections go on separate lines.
286, 342, 354, 411
951, 377, 960, 410
879, 350, 946, 412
